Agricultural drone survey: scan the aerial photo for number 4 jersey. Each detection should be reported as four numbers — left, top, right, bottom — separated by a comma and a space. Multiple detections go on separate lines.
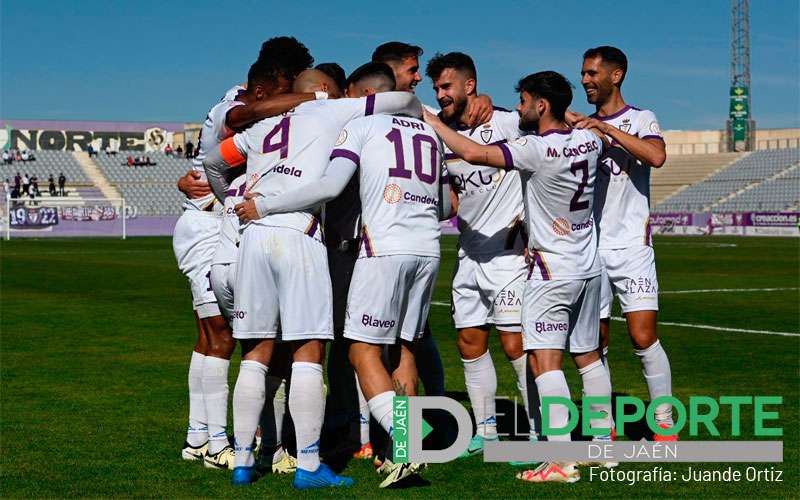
331, 114, 444, 259
498, 128, 604, 280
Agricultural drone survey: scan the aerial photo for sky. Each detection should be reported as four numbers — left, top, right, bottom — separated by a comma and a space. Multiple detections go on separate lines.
1, 0, 798, 130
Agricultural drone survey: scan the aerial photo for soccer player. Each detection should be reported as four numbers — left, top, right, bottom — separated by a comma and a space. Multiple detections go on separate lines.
249, 62, 444, 488
204, 68, 424, 488
423, 71, 614, 483
425, 52, 533, 457
173, 36, 318, 470
569, 46, 675, 439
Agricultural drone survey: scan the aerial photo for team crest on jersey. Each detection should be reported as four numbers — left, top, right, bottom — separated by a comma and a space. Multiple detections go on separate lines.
619, 119, 631, 133
552, 217, 571, 236
335, 129, 348, 146
480, 128, 493, 143
383, 183, 403, 204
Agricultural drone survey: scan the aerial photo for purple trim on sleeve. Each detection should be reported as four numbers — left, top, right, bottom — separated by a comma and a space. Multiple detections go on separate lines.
365, 94, 376, 116
641, 135, 665, 142
497, 142, 514, 170
539, 128, 572, 137
444, 152, 458, 161
330, 148, 360, 167
306, 217, 319, 238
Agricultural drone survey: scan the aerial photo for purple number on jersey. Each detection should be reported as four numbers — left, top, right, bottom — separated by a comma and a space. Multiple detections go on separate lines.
385, 128, 439, 185
263, 116, 290, 159
386, 128, 412, 179
569, 159, 589, 212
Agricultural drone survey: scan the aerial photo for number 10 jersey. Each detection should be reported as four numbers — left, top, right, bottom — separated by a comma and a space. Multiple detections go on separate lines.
331, 114, 444, 259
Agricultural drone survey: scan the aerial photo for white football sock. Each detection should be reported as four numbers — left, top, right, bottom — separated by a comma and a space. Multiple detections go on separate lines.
203, 356, 231, 454
289, 362, 325, 472
187, 351, 208, 447
463, 350, 497, 438
510, 355, 530, 415
367, 390, 395, 437
601, 345, 611, 383
233, 360, 267, 468
535, 370, 572, 442
260, 376, 286, 461
355, 374, 370, 446
635, 340, 673, 425
578, 359, 614, 438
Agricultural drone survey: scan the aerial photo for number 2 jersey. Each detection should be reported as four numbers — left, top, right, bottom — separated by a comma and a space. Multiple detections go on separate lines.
591, 105, 664, 249
498, 128, 604, 280
331, 114, 444, 259
444, 108, 527, 257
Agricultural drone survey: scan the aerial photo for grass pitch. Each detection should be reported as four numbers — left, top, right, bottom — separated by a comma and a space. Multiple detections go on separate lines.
1, 235, 798, 498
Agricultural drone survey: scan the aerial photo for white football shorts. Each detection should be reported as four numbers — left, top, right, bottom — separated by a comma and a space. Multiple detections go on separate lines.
233, 225, 333, 341
599, 245, 659, 318
451, 250, 526, 332
210, 262, 236, 321
344, 255, 440, 345
172, 210, 222, 318
521, 275, 600, 353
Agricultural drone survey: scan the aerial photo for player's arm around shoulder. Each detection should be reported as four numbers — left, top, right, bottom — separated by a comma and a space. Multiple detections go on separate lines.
422, 108, 507, 168
568, 109, 666, 168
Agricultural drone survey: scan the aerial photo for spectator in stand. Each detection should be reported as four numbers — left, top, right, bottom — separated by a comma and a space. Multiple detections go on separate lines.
21, 150, 30, 161
48, 175, 56, 196
58, 172, 66, 196
87, 144, 97, 157
176, 144, 183, 155
14, 172, 21, 192
105, 145, 115, 156
31, 176, 40, 196
164, 144, 173, 156
15, 150, 22, 162
22, 174, 30, 195
126, 155, 134, 167
184, 141, 194, 158
3, 178, 9, 197
145, 155, 152, 166
27, 150, 35, 161
2, 150, 10, 164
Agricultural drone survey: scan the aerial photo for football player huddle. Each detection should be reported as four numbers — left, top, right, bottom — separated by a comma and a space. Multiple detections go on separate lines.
172, 36, 673, 489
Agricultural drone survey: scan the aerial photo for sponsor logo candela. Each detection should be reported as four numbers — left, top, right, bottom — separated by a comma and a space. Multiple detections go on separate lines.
384, 183, 403, 203
552, 217, 571, 235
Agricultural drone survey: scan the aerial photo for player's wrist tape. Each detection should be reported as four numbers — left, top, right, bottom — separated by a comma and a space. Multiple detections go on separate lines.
314, 91, 329, 100
254, 196, 270, 218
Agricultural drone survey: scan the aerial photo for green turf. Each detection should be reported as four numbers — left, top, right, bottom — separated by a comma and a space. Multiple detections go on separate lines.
1, 235, 798, 498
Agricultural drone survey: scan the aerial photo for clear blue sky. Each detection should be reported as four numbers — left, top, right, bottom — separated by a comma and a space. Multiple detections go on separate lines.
1, 0, 797, 130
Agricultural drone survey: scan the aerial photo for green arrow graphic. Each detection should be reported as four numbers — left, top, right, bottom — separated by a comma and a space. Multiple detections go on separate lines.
421, 418, 433, 440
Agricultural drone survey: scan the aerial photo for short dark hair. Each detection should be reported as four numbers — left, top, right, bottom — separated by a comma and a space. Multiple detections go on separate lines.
515, 71, 573, 121
256, 36, 314, 82
346, 62, 396, 90
315, 63, 347, 92
425, 52, 476, 81
583, 46, 628, 84
371, 41, 423, 64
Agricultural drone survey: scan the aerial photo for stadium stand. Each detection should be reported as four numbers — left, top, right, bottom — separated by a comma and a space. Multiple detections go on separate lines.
649, 152, 744, 208
1, 150, 90, 184
655, 148, 800, 212
93, 151, 192, 215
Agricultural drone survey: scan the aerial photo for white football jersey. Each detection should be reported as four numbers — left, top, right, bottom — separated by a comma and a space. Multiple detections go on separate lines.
591, 105, 663, 249
499, 128, 603, 280
212, 173, 247, 265
231, 95, 401, 234
185, 85, 245, 211
444, 108, 526, 257
332, 114, 443, 258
